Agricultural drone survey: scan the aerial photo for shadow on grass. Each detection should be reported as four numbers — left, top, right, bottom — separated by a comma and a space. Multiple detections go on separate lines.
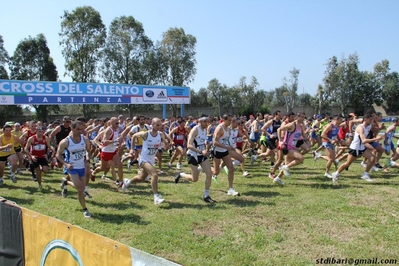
245, 190, 286, 198
246, 183, 277, 188
158, 200, 228, 210
90, 200, 145, 210
0, 196, 35, 206
93, 212, 149, 225
295, 183, 355, 189
223, 197, 274, 207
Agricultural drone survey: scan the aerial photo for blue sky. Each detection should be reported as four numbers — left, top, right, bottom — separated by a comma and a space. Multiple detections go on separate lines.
1, 0, 398, 96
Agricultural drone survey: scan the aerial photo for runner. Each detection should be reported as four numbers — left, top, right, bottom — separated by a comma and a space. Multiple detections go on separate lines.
0, 124, 25, 185
122, 118, 168, 204
212, 114, 240, 196
331, 113, 384, 183
168, 119, 187, 170
175, 117, 216, 203
320, 115, 343, 178
57, 120, 92, 218
25, 126, 55, 189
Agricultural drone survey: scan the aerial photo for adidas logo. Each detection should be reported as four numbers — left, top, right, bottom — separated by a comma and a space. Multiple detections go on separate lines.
157, 91, 167, 98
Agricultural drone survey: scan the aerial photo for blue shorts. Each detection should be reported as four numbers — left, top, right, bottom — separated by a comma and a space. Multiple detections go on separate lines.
370, 141, 379, 149
322, 142, 334, 150
134, 145, 143, 150
175, 144, 186, 149
126, 138, 132, 150
67, 168, 86, 177
311, 132, 318, 139
250, 132, 260, 143
385, 142, 395, 153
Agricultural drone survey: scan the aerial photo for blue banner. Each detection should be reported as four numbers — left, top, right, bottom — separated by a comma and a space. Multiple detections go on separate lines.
0, 80, 191, 105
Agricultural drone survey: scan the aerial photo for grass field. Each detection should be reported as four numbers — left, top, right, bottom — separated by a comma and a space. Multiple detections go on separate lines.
1, 151, 399, 266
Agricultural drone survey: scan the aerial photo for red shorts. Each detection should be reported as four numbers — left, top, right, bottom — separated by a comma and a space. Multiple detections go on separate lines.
100, 150, 117, 162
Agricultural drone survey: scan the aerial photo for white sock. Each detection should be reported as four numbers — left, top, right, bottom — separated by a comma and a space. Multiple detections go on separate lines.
204, 190, 209, 197
154, 193, 159, 198
84, 186, 88, 192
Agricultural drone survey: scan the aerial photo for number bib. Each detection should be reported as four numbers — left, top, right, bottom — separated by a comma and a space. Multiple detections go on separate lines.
33, 144, 46, 151
72, 150, 85, 160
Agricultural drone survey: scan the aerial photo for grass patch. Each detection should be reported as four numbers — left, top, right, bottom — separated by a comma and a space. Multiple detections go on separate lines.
1, 153, 399, 265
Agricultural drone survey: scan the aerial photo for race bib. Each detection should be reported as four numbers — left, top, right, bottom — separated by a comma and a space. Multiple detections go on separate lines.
176, 135, 184, 140
33, 144, 46, 151
3, 147, 11, 152
197, 144, 205, 151
236, 137, 243, 142
72, 150, 85, 160
148, 148, 157, 155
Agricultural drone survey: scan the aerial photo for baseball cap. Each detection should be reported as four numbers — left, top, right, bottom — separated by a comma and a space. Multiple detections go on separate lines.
316, 115, 323, 119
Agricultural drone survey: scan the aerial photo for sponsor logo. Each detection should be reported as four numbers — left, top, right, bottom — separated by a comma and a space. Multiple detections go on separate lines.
157, 91, 167, 99
40, 239, 83, 266
0, 96, 14, 104
143, 88, 167, 102
145, 90, 154, 98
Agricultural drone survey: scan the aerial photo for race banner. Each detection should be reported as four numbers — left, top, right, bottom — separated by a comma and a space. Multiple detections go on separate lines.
0, 80, 190, 105
21, 207, 180, 266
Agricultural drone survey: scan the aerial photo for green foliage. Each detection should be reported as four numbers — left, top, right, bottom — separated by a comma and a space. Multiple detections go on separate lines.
59, 6, 106, 118
0, 105, 23, 125
10, 34, 58, 81
0, 35, 9, 66
157, 27, 196, 116
99, 15, 155, 117
0, 66, 8, 79
9, 34, 59, 122
189, 88, 211, 108
206, 78, 231, 117
281, 67, 300, 112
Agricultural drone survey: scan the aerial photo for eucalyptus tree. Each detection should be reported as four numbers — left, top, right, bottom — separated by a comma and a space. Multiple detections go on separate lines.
158, 27, 196, 116
9, 34, 58, 122
59, 6, 106, 117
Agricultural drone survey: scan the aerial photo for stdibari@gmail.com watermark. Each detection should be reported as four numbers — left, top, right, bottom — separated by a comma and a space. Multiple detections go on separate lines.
315, 257, 398, 265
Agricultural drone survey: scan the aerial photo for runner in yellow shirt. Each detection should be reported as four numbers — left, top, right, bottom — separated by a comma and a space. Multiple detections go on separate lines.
0, 124, 24, 185
11, 122, 24, 174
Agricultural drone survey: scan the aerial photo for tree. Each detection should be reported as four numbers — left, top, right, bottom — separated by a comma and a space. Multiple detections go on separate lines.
314, 84, 331, 115
350, 71, 382, 114
9, 34, 59, 122
234, 76, 266, 115
272, 86, 289, 107
284, 68, 300, 112
189, 88, 211, 108
207, 78, 232, 116
263, 90, 275, 107
59, 6, 106, 118
0, 35, 9, 79
324, 53, 362, 114
100, 15, 154, 117
158, 27, 196, 116
382, 71, 399, 113
297, 93, 313, 107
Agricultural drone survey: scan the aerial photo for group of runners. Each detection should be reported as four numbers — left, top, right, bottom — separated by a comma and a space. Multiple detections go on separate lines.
0, 110, 398, 218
